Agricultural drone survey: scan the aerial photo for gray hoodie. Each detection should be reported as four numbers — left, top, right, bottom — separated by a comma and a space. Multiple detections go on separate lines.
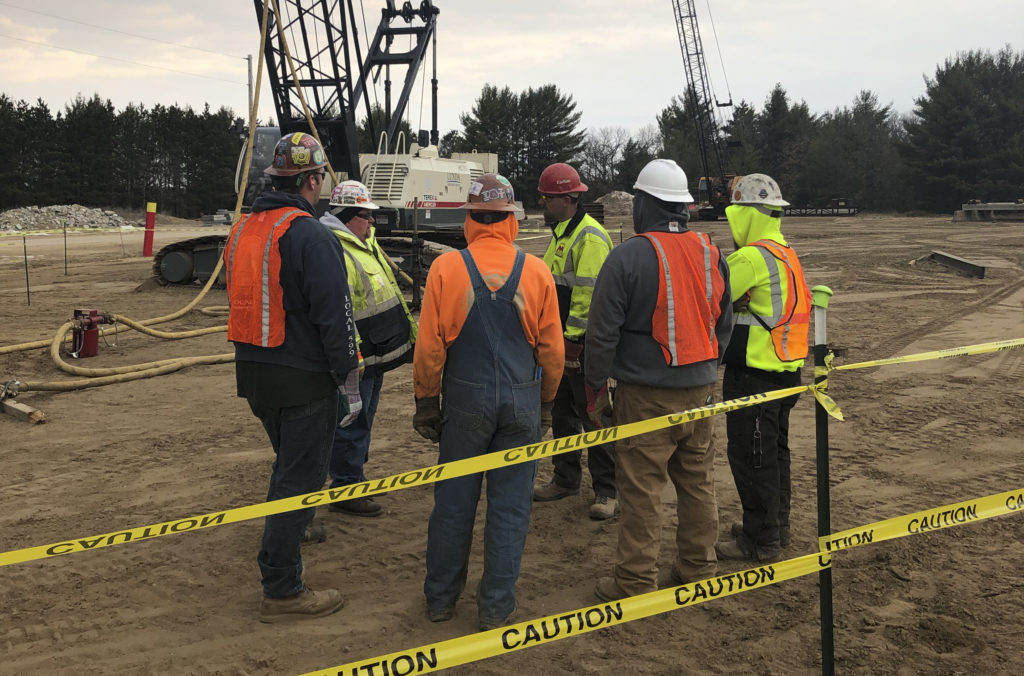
584, 191, 733, 389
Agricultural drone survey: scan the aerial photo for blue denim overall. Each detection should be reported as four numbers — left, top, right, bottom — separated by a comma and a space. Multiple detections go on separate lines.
424, 248, 541, 625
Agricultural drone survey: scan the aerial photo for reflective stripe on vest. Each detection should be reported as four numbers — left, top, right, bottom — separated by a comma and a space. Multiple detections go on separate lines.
734, 239, 810, 362
550, 224, 612, 289
341, 248, 403, 322
640, 231, 725, 367
340, 246, 411, 368
225, 208, 307, 347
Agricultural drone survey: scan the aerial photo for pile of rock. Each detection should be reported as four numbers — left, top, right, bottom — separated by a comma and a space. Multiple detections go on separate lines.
596, 190, 633, 216
0, 205, 137, 232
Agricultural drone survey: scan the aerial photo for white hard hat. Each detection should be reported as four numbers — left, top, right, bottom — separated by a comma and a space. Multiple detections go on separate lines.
731, 173, 789, 207
633, 159, 693, 203
329, 180, 379, 209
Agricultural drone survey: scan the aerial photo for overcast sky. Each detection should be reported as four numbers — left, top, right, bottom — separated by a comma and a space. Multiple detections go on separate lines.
1, 0, 1021, 140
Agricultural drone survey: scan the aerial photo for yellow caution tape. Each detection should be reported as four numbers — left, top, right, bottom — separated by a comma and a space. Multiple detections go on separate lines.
0, 386, 805, 567
1, 337, 1016, 568
301, 552, 831, 676
810, 379, 844, 421
830, 337, 1024, 372
819, 488, 1024, 553
312, 487, 1023, 675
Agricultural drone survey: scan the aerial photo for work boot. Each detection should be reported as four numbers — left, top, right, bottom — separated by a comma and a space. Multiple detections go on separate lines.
730, 521, 790, 548
715, 539, 782, 564
532, 481, 580, 502
328, 496, 383, 517
589, 495, 619, 520
593, 576, 631, 602
479, 603, 517, 632
258, 586, 344, 623
302, 521, 327, 544
427, 604, 455, 623
659, 563, 717, 588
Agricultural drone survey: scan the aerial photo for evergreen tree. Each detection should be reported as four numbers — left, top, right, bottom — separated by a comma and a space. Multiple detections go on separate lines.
113, 103, 154, 210
459, 83, 585, 204
756, 84, 816, 204
721, 100, 760, 175
357, 103, 415, 153
60, 94, 117, 206
657, 92, 705, 194
0, 95, 22, 208
901, 47, 1024, 211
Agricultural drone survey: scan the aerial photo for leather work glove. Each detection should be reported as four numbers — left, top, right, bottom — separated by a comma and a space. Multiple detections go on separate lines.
338, 368, 363, 428
733, 292, 751, 313
540, 400, 554, 437
585, 382, 613, 428
413, 397, 442, 442
563, 338, 584, 372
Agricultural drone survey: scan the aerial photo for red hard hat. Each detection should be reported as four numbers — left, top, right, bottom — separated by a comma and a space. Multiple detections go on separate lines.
538, 162, 588, 195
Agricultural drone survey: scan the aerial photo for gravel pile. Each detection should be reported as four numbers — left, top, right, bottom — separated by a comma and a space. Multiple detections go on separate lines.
0, 205, 137, 232
596, 190, 633, 216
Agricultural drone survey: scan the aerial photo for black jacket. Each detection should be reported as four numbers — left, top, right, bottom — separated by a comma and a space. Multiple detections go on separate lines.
233, 191, 359, 406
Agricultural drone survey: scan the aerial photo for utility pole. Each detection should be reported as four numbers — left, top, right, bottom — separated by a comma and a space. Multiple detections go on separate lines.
247, 54, 254, 116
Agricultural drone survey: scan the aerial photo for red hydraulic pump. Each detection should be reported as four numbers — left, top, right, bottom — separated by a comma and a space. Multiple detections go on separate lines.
71, 309, 113, 358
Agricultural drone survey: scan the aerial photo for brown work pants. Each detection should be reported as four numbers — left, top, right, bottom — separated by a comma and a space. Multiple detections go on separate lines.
611, 381, 718, 595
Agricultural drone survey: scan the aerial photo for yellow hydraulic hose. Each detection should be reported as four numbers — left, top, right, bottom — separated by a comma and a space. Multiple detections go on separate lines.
48, 321, 227, 378
15, 354, 234, 393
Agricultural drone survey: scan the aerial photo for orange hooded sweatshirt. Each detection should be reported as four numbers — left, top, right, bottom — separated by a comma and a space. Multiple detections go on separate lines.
413, 213, 564, 402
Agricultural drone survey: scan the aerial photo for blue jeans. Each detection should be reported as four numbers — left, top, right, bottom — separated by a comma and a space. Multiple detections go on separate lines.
329, 370, 384, 487
424, 388, 538, 624
249, 392, 337, 598
423, 248, 540, 625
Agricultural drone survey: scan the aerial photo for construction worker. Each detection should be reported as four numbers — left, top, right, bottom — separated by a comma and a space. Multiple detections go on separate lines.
319, 180, 417, 517
412, 174, 563, 631
533, 162, 618, 520
585, 159, 733, 601
715, 173, 811, 563
225, 132, 361, 622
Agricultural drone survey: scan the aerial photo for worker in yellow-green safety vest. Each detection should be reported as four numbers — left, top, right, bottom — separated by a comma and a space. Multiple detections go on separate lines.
533, 162, 618, 521
715, 173, 811, 565
319, 180, 418, 518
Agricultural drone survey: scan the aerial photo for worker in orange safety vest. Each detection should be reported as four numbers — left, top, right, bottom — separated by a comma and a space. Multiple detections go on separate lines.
714, 173, 812, 564
585, 159, 733, 601
226, 132, 361, 623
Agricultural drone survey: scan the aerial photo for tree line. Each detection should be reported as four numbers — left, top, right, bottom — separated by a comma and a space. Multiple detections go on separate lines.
0, 94, 242, 218
1, 47, 1020, 218
447, 47, 1023, 212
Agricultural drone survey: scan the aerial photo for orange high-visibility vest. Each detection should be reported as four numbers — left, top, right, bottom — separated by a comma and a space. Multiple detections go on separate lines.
224, 207, 309, 347
745, 239, 811, 363
640, 230, 726, 366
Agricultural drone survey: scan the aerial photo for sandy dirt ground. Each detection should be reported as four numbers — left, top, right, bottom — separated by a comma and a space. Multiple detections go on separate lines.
1, 213, 1022, 675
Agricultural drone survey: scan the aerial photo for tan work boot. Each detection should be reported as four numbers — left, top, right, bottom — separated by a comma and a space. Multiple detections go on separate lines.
715, 539, 782, 564
593, 576, 631, 602
589, 495, 619, 520
258, 586, 344, 623
532, 481, 579, 502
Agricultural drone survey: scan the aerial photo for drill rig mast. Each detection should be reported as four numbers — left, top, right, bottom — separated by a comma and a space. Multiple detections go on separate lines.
257, 0, 440, 181
671, 0, 737, 219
